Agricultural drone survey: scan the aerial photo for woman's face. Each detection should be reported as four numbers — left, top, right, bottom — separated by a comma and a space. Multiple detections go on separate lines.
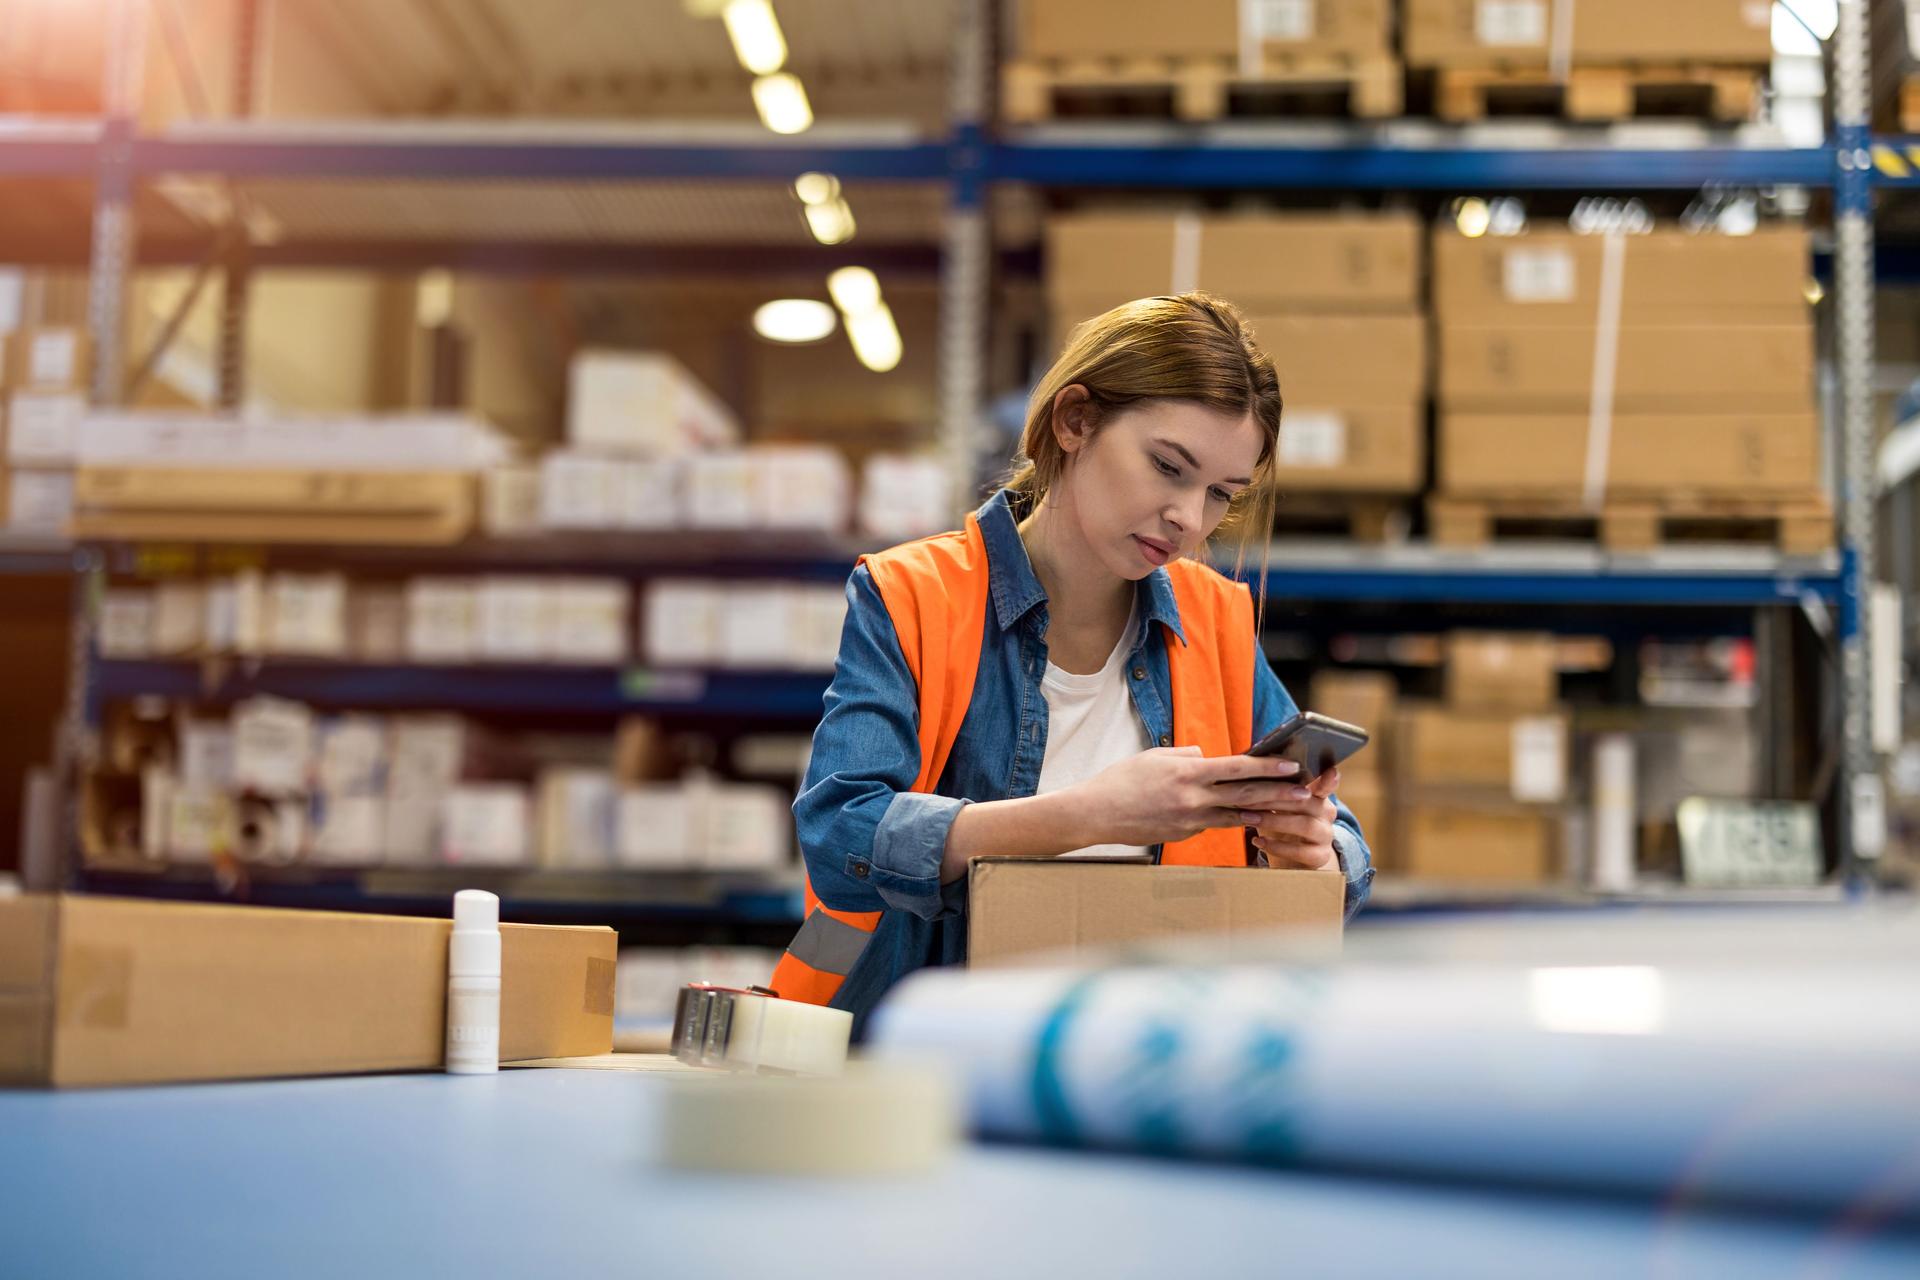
1054, 391, 1265, 581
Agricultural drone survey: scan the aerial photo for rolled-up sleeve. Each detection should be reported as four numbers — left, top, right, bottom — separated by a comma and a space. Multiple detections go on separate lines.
792, 565, 969, 922
1251, 648, 1375, 921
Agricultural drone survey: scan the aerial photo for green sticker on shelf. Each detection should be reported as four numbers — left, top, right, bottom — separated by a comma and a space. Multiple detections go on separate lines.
621, 669, 708, 702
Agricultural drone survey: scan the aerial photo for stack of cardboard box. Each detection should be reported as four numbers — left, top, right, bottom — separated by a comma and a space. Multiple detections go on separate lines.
1046, 210, 1427, 503
0, 325, 90, 534
1430, 224, 1827, 548
1308, 669, 1397, 868
1393, 631, 1569, 883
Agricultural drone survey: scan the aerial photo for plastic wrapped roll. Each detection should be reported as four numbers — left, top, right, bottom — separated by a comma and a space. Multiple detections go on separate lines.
868, 912, 1920, 1220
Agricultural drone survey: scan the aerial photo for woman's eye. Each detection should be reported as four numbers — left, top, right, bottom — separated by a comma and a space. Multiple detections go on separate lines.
1209, 487, 1234, 503
1151, 456, 1179, 478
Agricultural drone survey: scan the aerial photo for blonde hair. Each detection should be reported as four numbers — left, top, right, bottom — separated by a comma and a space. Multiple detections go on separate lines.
1009, 291, 1282, 590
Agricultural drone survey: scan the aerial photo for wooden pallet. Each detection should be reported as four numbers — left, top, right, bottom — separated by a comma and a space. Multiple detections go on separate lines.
1433, 63, 1762, 123
1003, 52, 1403, 124
1271, 493, 1415, 543
1428, 493, 1833, 555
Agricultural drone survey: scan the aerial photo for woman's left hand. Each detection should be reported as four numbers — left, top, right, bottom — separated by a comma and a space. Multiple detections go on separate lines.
1239, 767, 1341, 871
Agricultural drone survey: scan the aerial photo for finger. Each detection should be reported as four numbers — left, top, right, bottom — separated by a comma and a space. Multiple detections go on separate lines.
1252, 838, 1334, 870
1308, 768, 1341, 798
1243, 813, 1328, 843
1201, 755, 1301, 783
1169, 745, 1204, 757
1216, 780, 1314, 810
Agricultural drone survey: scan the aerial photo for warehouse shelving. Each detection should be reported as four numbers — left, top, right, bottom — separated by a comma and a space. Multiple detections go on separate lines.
1, 0, 1900, 903
0, 533, 75, 577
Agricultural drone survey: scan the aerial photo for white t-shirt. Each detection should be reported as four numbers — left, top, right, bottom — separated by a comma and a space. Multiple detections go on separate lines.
1036, 600, 1155, 860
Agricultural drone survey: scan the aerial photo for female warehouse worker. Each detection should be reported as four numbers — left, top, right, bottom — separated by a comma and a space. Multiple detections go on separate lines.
769, 292, 1374, 1029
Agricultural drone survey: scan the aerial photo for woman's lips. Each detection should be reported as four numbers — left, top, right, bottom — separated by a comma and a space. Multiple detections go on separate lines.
1134, 535, 1174, 566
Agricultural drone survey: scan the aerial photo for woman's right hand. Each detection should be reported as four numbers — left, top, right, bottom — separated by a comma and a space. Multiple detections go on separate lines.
1074, 746, 1304, 848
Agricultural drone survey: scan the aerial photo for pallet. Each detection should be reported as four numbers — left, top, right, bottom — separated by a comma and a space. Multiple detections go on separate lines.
1003, 52, 1403, 124
1433, 63, 1762, 123
1271, 493, 1415, 543
1427, 493, 1833, 555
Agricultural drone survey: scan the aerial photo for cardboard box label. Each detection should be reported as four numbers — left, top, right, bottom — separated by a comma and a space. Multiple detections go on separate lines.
1477, 0, 1546, 46
1503, 247, 1576, 302
30, 333, 80, 387
1278, 411, 1347, 468
1252, 0, 1315, 41
1511, 715, 1568, 802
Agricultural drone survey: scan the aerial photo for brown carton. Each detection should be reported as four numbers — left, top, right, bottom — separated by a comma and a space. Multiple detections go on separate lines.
1048, 211, 1422, 314
1400, 806, 1559, 882
1271, 402, 1425, 494
2, 326, 93, 393
1436, 410, 1822, 496
967, 858, 1343, 968
1437, 322, 1814, 413
1403, 0, 1773, 69
0, 895, 615, 1088
1447, 631, 1558, 710
1016, 0, 1240, 60
1245, 312, 1428, 403
1396, 703, 1570, 795
1309, 670, 1399, 753
1431, 227, 1810, 326
1335, 771, 1389, 870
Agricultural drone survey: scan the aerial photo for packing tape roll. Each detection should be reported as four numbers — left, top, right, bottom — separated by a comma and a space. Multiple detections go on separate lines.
1580, 228, 1627, 512
656, 1061, 961, 1176
670, 983, 854, 1076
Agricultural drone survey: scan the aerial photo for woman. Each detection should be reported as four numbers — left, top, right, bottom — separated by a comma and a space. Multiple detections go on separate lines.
770, 292, 1374, 1030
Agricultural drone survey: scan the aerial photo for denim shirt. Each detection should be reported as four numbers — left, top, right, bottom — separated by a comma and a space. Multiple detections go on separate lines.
794, 488, 1375, 1032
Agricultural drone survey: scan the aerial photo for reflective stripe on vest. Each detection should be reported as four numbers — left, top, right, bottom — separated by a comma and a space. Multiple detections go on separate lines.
769, 519, 1255, 1002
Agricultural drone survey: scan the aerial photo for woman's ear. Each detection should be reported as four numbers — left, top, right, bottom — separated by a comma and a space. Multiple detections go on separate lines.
1052, 384, 1093, 454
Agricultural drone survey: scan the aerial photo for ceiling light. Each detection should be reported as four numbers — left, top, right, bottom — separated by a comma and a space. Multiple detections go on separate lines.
827, 266, 880, 315
794, 172, 839, 205
844, 304, 903, 373
803, 199, 856, 245
752, 298, 837, 344
723, 0, 787, 75
751, 72, 812, 135
1454, 197, 1490, 239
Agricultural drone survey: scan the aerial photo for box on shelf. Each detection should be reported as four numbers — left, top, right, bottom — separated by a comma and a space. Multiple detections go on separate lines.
405, 577, 479, 664
1243, 312, 1427, 405
1436, 410, 1823, 498
481, 463, 542, 538
204, 570, 267, 657
382, 715, 472, 866
2, 326, 92, 392
1047, 211, 1422, 314
266, 572, 349, 659
1335, 771, 1388, 869
566, 350, 738, 456
5, 391, 85, 464
176, 718, 235, 790
792, 585, 850, 673
4, 465, 74, 533
858, 453, 952, 540
1399, 805, 1560, 883
1395, 703, 1570, 802
1015, 0, 1239, 59
1270, 403, 1425, 493
476, 576, 554, 663
439, 783, 532, 867
616, 784, 699, 869
0, 894, 615, 1088
968, 858, 1344, 968
71, 467, 476, 545
1446, 631, 1560, 711
538, 451, 623, 531
719, 585, 799, 670
537, 766, 617, 870
550, 578, 632, 665
74, 412, 510, 473
347, 585, 407, 663
97, 588, 156, 659
752, 445, 853, 531
231, 696, 315, 795
1307, 671, 1399, 758
685, 451, 757, 530
151, 581, 205, 657
1431, 227, 1811, 326
616, 457, 683, 531
704, 783, 791, 870
642, 580, 724, 667
1402, 0, 1774, 69
309, 715, 389, 868
1437, 322, 1814, 413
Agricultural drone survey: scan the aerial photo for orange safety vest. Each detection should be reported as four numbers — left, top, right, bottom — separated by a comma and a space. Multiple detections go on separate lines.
768, 512, 1257, 1006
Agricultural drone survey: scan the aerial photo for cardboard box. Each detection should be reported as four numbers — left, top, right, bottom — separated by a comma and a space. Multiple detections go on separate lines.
686, 451, 757, 529
97, 588, 155, 659
405, 577, 479, 664
1400, 806, 1558, 883
1396, 703, 1570, 800
1270, 403, 1425, 493
1244, 312, 1428, 404
476, 576, 554, 662
383, 715, 470, 866
1308, 671, 1399, 756
1447, 631, 1559, 710
1436, 410, 1822, 496
1335, 770, 1388, 869
1432, 227, 1811, 326
1402, 0, 1774, 69
1047, 212, 1422, 314
967, 858, 1344, 968
266, 572, 349, 658
440, 783, 532, 867
752, 446, 853, 532
347, 585, 407, 663
4, 465, 73, 532
71, 468, 475, 545
550, 578, 631, 665
616, 457, 683, 530
719, 586, 800, 669
5, 390, 85, 463
151, 581, 205, 657
539, 451, 622, 531
703, 783, 791, 870
0, 894, 614, 1087
1016, 0, 1240, 59
566, 350, 738, 456
1437, 322, 1814, 413
859, 452, 951, 540
537, 766, 617, 870
1253, 0, 1393, 58
643, 580, 723, 666
231, 696, 315, 795
481, 463, 542, 538
616, 784, 699, 869
3, 326, 92, 392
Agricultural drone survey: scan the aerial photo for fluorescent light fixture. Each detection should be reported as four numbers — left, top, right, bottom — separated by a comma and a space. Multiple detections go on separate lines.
723, 0, 787, 75
845, 303, 902, 373
803, 199, 856, 245
752, 298, 837, 344
827, 266, 880, 315
752, 72, 812, 135
1528, 966, 1665, 1036
794, 171, 839, 205
1453, 197, 1491, 239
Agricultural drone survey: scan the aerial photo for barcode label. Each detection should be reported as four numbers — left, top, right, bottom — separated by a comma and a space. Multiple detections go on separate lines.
29, 333, 78, 386
1502, 247, 1577, 302
1251, 0, 1315, 42
1510, 716, 1567, 803
1278, 412, 1346, 468
1477, 0, 1547, 46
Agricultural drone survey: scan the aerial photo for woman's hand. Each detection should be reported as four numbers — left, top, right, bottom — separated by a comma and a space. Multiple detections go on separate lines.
1074, 747, 1304, 848
1239, 767, 1342, 871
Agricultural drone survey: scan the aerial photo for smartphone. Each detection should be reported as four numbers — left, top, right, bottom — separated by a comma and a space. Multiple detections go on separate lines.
1246, 711, 1370, 781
